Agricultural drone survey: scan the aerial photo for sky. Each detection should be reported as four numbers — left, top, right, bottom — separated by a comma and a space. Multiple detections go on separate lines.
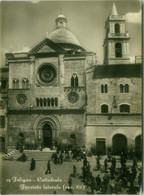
0, 0, 142, 67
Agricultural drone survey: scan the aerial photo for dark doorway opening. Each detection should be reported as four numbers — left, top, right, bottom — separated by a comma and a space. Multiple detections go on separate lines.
135, 135, 142, 160
42, 123, 52, 148
96, 138, 106, 155
0, 137, 5, 153
112, 134, 127, 155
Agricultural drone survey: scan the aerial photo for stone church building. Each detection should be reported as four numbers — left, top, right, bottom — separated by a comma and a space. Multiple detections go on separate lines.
0, 3, 142, 154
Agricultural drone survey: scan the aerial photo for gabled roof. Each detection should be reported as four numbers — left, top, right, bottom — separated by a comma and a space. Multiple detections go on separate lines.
29, 38, 65, 54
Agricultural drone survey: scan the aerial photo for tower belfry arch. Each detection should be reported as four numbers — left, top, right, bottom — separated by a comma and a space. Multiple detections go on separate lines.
103, 3, 130, 65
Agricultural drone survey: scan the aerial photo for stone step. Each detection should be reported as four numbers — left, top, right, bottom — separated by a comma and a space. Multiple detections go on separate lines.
13, 150, 56, 161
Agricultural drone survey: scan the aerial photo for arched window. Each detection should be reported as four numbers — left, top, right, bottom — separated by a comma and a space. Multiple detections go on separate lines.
22, 78, 29, 88
125, 84, 129, 93
44, 98, 46, 107
101, 104, 108, 113
51, 98, 54, 107
71, 73, 79, 87
47, 98, 50, 106
71, 76, 74, 87
101, 84, 108, 93
115, 43, 122, 57
55, 98, 58, 107
12, 78, 19, 89
120, 84, 129, 93
36, 98, 39, 106
115, 23, 120, 33
120, 84, 124, 93
40, 98, 43, 107
120, 104, 130, 113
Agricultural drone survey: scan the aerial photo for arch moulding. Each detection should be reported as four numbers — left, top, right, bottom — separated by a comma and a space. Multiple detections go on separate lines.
108, 128, 131, 144
33, 115, 61, 140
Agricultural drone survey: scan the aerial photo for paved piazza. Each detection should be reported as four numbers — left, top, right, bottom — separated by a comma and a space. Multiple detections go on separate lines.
1, 154, 142, 194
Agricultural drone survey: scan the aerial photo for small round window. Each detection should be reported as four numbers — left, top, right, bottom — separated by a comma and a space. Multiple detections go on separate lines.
38, 64, 57, 85
16, 94, 27, 105
67, 92, 79, 104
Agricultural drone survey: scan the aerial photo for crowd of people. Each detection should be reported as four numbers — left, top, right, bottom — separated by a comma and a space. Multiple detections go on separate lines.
79, 152, 142, 194
16, 144, 142, 194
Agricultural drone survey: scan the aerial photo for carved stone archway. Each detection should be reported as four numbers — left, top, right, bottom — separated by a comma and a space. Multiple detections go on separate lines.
33, 115, 61, 147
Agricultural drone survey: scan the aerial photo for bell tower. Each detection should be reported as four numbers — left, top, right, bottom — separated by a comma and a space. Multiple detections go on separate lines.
103, 3, 130, 65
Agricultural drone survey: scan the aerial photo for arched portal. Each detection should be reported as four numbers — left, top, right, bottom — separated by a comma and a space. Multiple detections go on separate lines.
33, 115, 61, 148
42, 123, 52, 148
112, 134, 127, 155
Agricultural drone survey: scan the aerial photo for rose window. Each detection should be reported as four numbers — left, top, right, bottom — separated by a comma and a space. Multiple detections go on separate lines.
16, 94, 27, 104
67, 92, 79, 104
38, 64, 56, 84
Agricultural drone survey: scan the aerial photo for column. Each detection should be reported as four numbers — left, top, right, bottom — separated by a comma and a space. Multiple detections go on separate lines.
127, 42, 129, 55
29, 56, 35, 107
58, 55, 65, 85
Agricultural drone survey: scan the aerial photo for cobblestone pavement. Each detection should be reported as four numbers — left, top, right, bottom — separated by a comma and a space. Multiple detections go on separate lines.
1, 154, 142, 194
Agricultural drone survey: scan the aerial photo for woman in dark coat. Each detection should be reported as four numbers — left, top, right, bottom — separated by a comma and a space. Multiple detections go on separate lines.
30, 158, 36, 170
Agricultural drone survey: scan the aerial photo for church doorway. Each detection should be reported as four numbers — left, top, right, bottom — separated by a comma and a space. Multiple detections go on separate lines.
42, 123, 52, 148
112, 134, 127, 155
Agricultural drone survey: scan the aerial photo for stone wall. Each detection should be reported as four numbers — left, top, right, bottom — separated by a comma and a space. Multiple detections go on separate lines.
8, 112, 85, 146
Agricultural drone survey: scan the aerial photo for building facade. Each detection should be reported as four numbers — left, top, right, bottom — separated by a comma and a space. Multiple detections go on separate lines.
1, 3, 142, 154
86, 3, 142, 155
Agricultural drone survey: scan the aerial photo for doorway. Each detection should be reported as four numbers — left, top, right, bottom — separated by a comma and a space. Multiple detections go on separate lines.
42, 123, 52, 148
112, 134, 127, 155
96, 138, 106, 155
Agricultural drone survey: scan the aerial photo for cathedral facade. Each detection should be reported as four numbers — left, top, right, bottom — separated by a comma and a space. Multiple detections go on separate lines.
1, 3, 142, 154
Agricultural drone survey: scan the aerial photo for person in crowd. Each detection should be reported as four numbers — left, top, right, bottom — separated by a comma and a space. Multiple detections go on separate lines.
96, 174, 101, 191
109, 165, 115, 179
131, 165, 137, 179
102, 172, 109, 194
90, 173, 96, 194
96, 157, 100, 170
112, 157, 116, 170
68, 174, 73, 194
114, 178, 122, 194
17, 153, 28, 162
46, 160, 51, 174
54, 152, 58, 164
30, 158, 36, 170
104, 158, 108, 172
72, 165, 76, 178
83, 157, 88, 167
133, 156, 137, 167
82, 165, 87, 183
59, 152, 63, 164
